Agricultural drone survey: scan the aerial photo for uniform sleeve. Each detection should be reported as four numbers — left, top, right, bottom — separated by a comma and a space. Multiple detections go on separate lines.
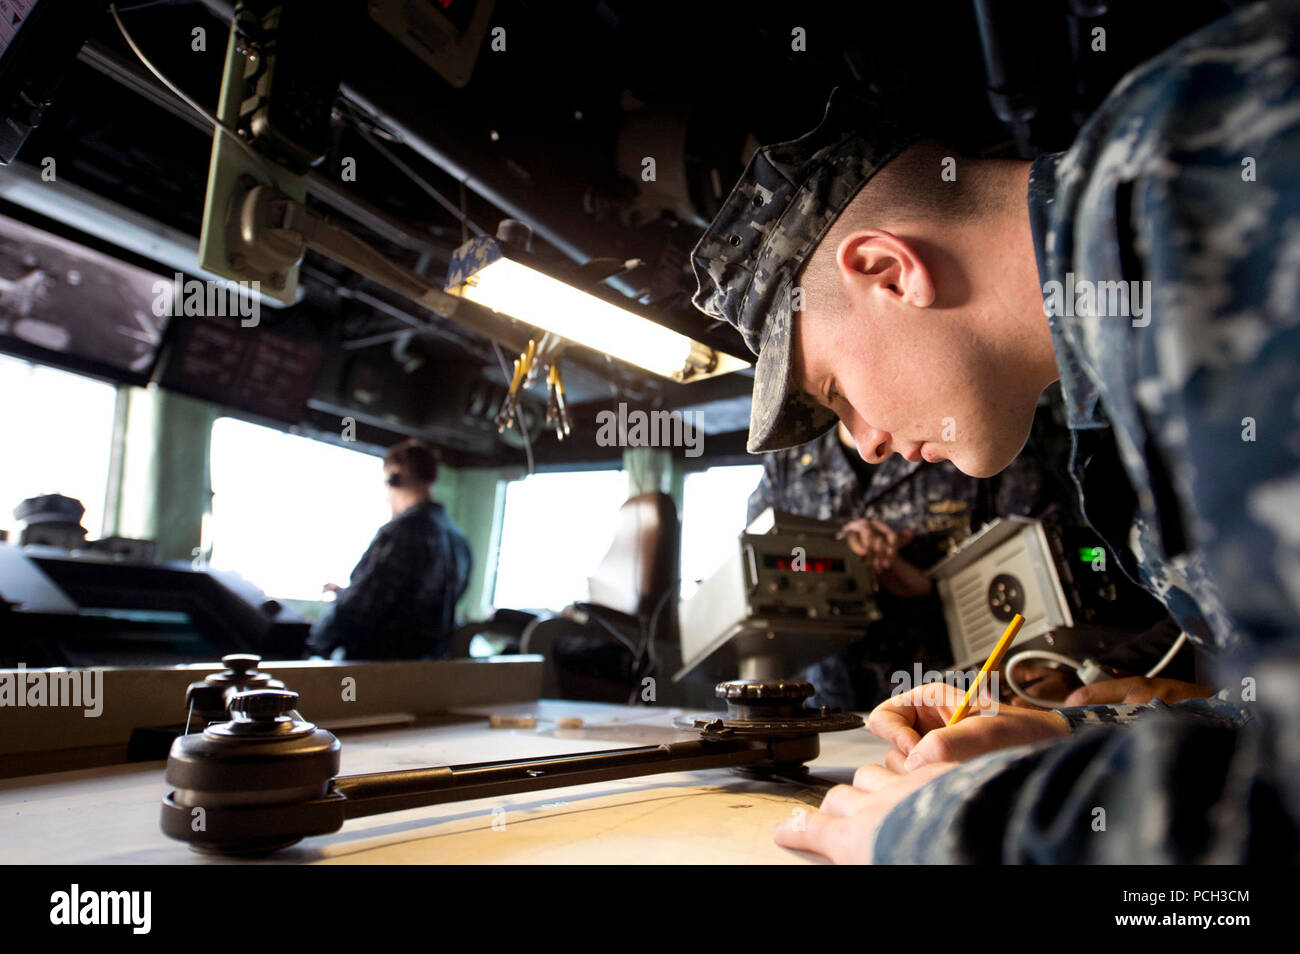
872, 743, 1055, 863
1056, 694, 1250, 730
453, 530, 473, 604
874, 691, 1277, 863
1055, 701, 1155, 728
308, 522, 434, 652
334, 523, 433, 620
306, 532, 382, 655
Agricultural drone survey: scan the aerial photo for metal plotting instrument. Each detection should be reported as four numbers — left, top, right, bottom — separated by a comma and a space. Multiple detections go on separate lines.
545, 361, 572, 440
493, 338, 535, 433
494, 336, 572, 440
159, 672, 861, 855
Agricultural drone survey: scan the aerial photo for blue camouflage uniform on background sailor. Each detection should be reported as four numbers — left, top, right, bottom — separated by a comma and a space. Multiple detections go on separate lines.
746, 418, 1054, 563
747, 418, 1059, 708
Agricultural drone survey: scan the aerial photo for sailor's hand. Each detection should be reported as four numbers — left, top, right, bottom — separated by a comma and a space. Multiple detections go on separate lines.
322, 582, 343, 594
838, 518, 913, 575
868, 682, 1068, 771
1004, 661, 1078, 707
876, 556, 933, 598
773, 761, 958, 863
1062, 676, 1215, 706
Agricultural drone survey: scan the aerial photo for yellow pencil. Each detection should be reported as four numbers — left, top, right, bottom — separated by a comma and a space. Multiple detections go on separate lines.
947, 613, 1025, 726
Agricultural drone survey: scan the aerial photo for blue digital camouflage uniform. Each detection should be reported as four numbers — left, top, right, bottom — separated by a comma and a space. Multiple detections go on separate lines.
307, 499, 472, 660
690, 1, 1300, 862
746, 425, 1054, 564
879, 0, 1300, 862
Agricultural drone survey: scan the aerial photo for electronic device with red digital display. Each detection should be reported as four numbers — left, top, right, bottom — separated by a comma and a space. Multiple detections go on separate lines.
762, 553, 846, 574
674, 508, 879, 682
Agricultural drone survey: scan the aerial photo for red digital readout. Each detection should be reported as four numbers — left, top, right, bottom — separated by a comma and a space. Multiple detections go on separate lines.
772, 557, 842, 573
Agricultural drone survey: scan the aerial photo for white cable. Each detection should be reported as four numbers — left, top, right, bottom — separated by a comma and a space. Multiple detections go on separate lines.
1076, 657, 1109, 685
109, 2, 284, 191
1004, 649, 1082, 709
1143, 631, 1187, 678
1004, 631, 1189, 708
1010, 648, 1080, 671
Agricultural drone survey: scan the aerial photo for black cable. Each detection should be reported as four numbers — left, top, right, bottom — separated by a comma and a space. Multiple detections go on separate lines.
641, 575, 680, 687
578, 606, 642, 660
344, 110, 488, 238
113, 0, 189, 11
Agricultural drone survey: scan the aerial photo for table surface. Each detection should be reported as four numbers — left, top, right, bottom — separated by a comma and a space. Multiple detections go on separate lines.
0, 700, 892, 864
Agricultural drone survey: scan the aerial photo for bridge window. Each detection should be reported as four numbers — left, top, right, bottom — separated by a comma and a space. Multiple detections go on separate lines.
492, 469, 629, 611
208, 417, 392, 600
680, 464, 765, 599
0, 354, 117, 541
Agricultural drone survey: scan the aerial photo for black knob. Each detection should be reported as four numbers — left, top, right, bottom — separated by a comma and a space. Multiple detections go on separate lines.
716, 680, 814, 703
221, 654, 262, 675
229, 689, 298, 720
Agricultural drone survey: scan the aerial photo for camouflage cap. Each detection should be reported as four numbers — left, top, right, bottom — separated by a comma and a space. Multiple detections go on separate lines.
689, 88, 918, 453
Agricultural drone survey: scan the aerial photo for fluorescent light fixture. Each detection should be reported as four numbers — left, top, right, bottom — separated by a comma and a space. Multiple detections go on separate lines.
446, 237, 750, 382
